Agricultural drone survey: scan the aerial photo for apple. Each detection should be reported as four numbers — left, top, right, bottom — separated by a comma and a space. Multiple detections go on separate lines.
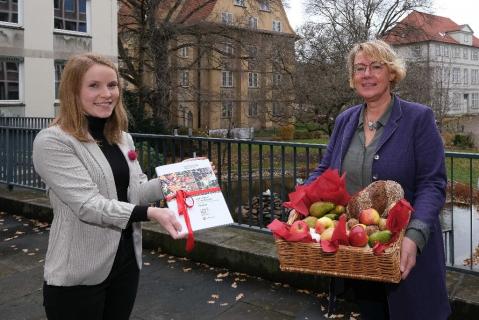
315, 216, 334, 234
358, 208, 380, 225
320, 226, 335, 241
290, 220, 310, 236
378, 218, 388, 231
348, 224, 368, 247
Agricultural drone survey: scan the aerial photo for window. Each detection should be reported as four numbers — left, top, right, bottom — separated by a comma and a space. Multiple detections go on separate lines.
249, 16, 258, 29
464, 69, 469, 85
54, 61, 65, 100
54, 0, 88, 33
412, 46, 421, 57
179, 71, 189, 87
272, 101, 281, 116
463, 48, 469, 59
248, 72, 259, 88
248, 101, 258, 117
0, 0, 19, 24
222, 70, 233, 87
179, 46, 189, 58
443, 46, 449, 57
221, 100, 233, 118
260, 0, 270, 11
272, 20, 282, 32
273, 73, 282, 86
221, 12, 233, 25
224, 42, 234, 55
435, 45, 441, 56
452, 68, 460, 84
472, 50, 479, 60
0, 59, 20, 101
472, 93, 479, 109
452, 93, 461, 110
471, 70, 479, 85
233, 0, 245, 6
453, 47, 460, 58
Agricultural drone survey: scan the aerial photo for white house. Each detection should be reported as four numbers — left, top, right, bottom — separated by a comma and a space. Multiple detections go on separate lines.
384, 11, 479, 115
0, 0, 118, 117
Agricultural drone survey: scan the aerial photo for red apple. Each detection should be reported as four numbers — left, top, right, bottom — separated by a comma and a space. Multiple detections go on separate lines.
348, 224, 368, 247
358, 208, 380, 225
315, 216, 334, 234
289, 220, 310, 236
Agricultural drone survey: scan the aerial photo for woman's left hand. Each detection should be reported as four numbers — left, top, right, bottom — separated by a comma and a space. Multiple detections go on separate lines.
400, 236, 417, 280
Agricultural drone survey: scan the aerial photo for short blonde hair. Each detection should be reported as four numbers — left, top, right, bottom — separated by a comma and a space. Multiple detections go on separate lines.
53, 53, 128, 144
347, 39, 406, 89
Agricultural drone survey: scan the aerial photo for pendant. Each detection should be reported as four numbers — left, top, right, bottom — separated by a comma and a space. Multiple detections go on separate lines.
367, 121, 376, 131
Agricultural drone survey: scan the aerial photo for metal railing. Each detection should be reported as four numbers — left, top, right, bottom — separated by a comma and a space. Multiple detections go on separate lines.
0, 125, 478, 274
0, 117, 54, 129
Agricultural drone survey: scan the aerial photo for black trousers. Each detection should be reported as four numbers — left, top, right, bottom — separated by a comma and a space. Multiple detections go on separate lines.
43, 234, 139, 320
348, 279, 390, 320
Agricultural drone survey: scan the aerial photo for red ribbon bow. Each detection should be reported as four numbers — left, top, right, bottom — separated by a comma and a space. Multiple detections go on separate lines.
166, 187, 221, 252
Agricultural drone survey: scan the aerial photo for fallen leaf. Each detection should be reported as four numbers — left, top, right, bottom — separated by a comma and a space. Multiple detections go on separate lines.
167, 260, 176, 264
28, 253, 35, 256
216, 272, 229, 278
231, 282, 238, 288
211, 294, 219, 299
183, 268, 192, 272
235, 293, 244, 301
144, 262, 151, 266
220, 303, 229, 307
159, 254, 167, 258
207, 300, 215, 304
214, 278, 223, 282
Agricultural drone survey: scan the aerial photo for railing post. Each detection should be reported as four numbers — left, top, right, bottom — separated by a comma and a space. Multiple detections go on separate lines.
6, 128, 13, 190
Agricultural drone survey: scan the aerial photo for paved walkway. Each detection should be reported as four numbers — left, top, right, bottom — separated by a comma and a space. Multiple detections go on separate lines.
1, 185, 479, 319
0, 211, 359, 320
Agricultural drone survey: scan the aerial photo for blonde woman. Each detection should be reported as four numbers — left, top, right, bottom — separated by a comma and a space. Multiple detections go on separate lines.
33, 53, 182, 319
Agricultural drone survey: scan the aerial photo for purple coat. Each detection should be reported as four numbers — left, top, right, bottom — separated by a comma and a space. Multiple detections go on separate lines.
307, 96, 451, 319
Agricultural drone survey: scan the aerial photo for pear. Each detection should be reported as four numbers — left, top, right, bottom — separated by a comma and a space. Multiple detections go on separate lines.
368, 230, 393, 247
309, 201, 335, 218
303, 216, 318, 229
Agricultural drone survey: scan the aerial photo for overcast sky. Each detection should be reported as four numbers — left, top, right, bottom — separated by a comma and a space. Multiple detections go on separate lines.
285, 0, 479, 37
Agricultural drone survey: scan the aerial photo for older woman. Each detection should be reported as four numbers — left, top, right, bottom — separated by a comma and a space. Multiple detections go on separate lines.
305, 40, 450, 319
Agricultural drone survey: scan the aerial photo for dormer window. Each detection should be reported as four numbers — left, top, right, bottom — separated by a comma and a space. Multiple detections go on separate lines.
273, 20, 282, 32
221, 12, 233, 25
233, 0, 245, 6
260, 0, 270, 11
464, 34, 470, 44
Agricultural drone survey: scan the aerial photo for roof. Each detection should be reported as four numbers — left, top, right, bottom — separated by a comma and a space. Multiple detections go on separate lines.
172, 0, 217, 25
383, 11, 479, 48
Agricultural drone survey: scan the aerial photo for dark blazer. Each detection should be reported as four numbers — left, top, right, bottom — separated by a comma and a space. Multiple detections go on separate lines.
307, 96, 451, 319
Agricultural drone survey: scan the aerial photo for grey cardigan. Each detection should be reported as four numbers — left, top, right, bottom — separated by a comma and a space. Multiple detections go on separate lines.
33, 125, 163, 286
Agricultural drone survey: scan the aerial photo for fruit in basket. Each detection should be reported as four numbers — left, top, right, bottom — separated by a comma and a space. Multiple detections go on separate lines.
290, 220, 310, 236
333, 204, 346, 215
309, 201, 335, 218
358, 208, 380, 225
368, 230, 393, 247
303, 216, 318, 229
346, 218, 359, 230
320, 226, 335, 241
315, 216, 334, 234
324, 212, 339, 220
378, 218, 388, 231
365, 225, 379, 236
348, 224, 368, 247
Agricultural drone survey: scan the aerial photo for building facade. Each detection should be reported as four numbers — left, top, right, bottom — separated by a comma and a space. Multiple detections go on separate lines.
0, 0, 118, 117
384, 11, 479, 116
119, 0, 296, 131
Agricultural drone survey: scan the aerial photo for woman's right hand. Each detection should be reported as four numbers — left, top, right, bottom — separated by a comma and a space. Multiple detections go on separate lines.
147, 207, 184, 239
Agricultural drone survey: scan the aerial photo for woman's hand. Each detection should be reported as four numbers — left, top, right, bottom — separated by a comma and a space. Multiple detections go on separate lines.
400, 236, 417, 280
147, 207, 184, 239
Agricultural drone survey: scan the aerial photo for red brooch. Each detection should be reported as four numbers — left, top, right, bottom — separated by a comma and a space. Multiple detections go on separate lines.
128, 150, 137, 161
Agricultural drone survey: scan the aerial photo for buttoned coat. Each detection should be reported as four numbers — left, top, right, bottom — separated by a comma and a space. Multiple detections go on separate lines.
33, 126, 163, 286
306, 96, 451, 319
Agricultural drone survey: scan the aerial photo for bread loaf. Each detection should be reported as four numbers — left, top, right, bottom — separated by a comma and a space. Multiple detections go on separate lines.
346, 180, 404, 218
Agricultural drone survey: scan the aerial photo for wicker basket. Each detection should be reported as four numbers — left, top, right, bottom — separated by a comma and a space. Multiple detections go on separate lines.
275, 213, 403, 283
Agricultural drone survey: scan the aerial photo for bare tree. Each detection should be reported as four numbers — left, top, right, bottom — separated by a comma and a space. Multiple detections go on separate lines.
118, 0, 292, 133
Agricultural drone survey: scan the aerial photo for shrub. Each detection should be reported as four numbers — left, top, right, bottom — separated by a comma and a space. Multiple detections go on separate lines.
453, 134, 475, 149
278, 124, 295, 140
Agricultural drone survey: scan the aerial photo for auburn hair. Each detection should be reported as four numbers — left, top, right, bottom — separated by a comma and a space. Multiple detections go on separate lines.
53, 53, 128, 144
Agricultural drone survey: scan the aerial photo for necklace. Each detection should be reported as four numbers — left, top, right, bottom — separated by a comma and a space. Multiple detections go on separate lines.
365, 110, 379, 131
